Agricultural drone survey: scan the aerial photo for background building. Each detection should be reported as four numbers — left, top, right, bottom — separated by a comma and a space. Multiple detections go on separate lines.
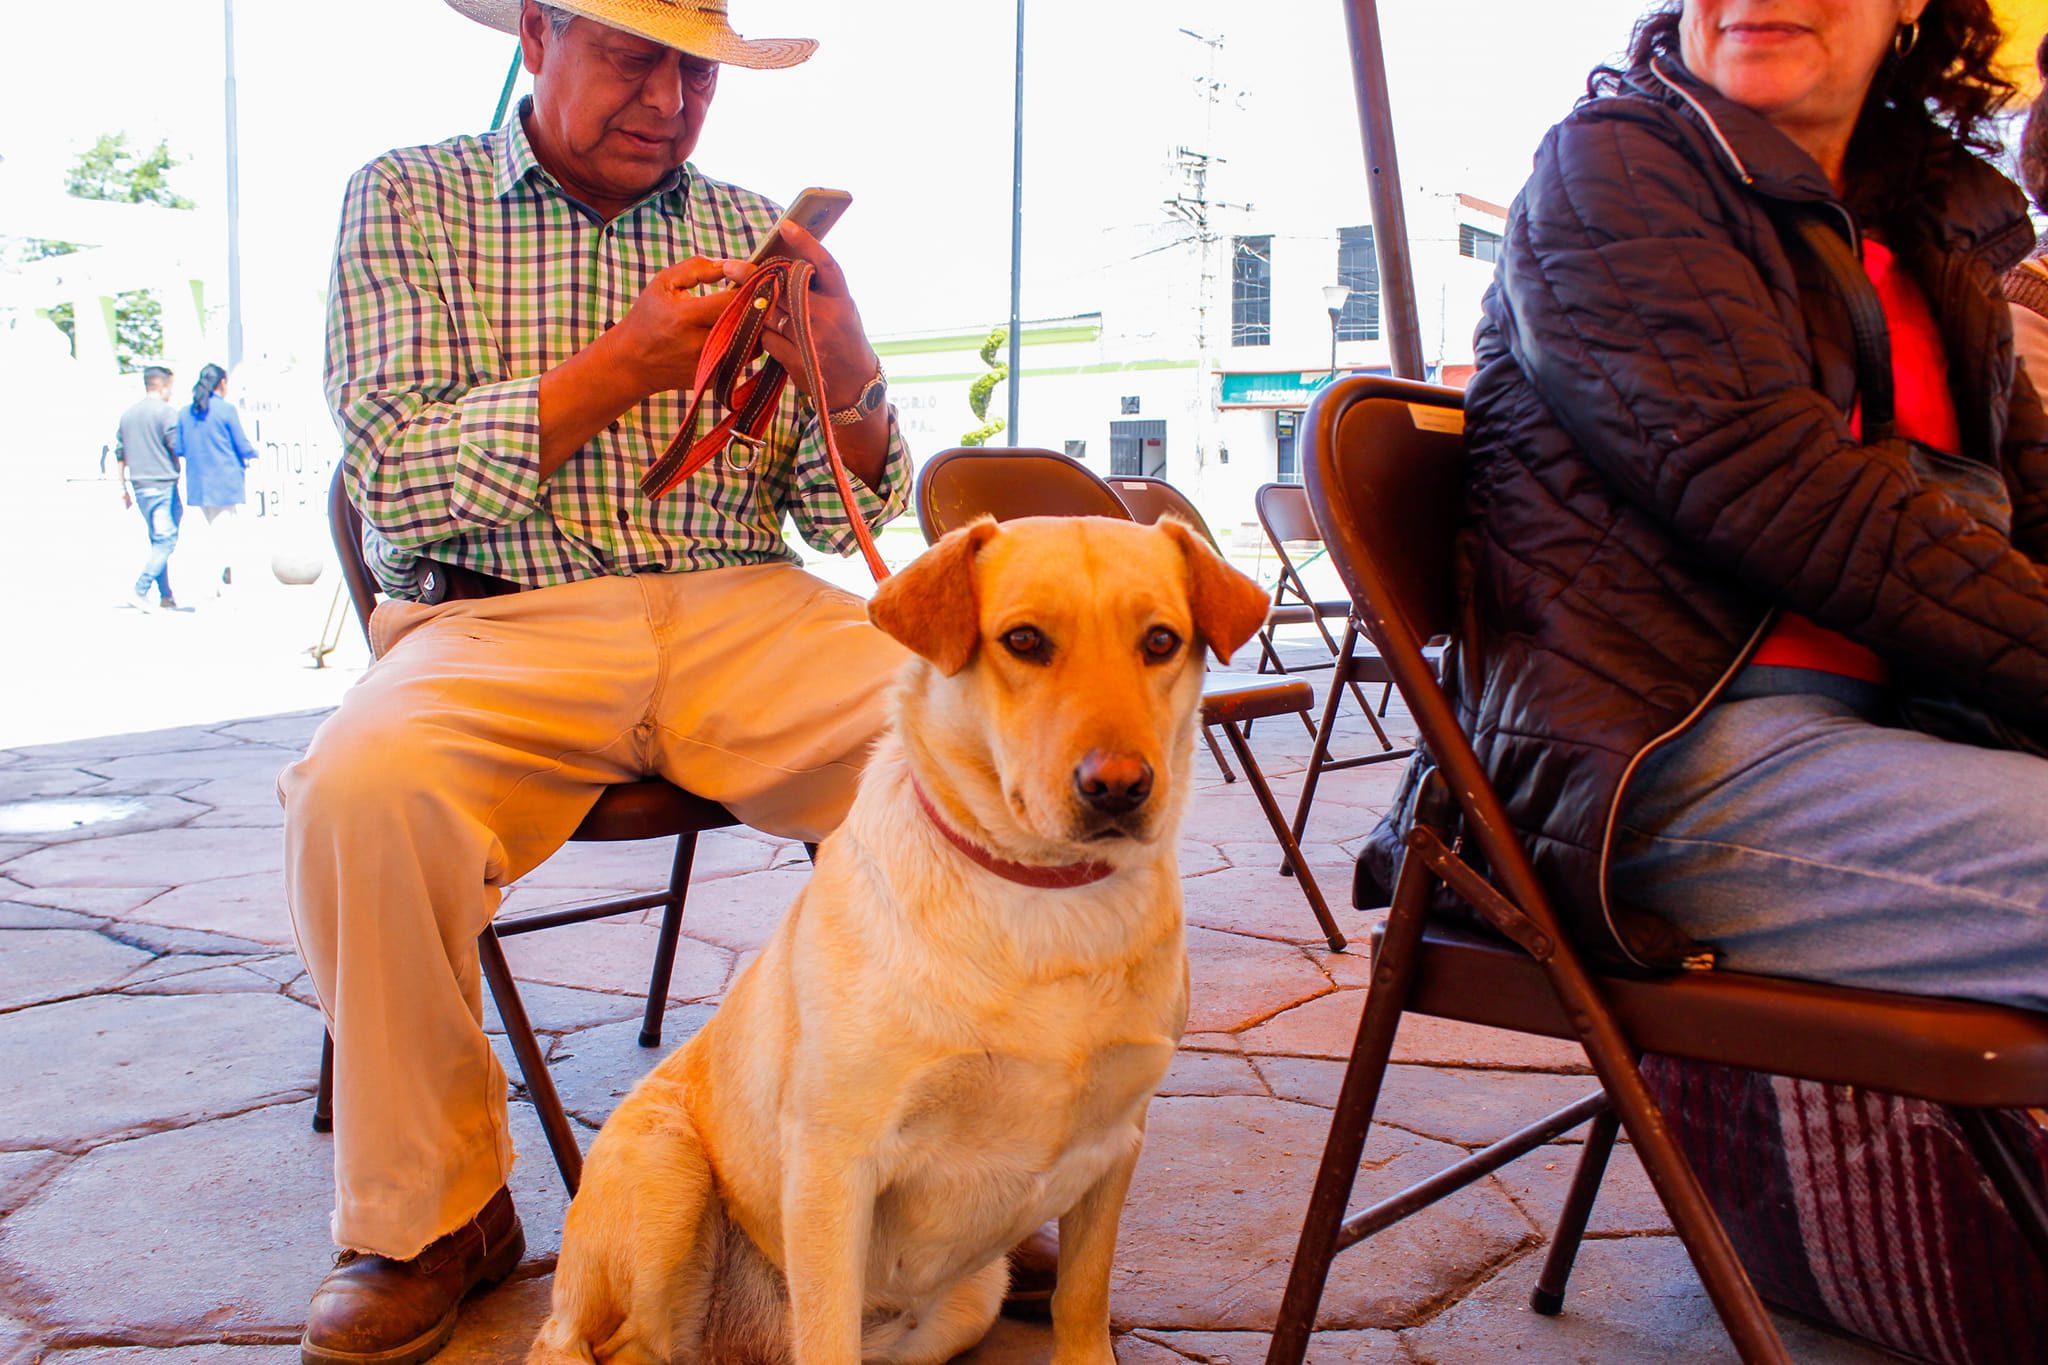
880, 190, 1507, 538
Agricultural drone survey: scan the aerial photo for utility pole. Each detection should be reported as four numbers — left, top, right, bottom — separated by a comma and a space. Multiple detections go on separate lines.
1167, 27, 1249, 475
223, 0, 244, 369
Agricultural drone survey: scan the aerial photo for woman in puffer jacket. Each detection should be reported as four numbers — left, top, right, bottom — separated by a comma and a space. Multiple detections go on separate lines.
1430, 0, 2048, 999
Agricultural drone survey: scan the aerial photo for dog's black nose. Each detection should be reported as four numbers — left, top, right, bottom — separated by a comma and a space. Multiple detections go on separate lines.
1074, 750, 1153, 814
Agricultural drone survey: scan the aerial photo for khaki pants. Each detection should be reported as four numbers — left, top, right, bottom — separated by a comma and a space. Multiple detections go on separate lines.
280, 564, 906, 1258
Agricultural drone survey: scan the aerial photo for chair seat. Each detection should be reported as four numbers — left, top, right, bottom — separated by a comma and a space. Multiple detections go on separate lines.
1384, 921, 2048, 1108
573, 780, 738, 843
1268, 600, 1351, 627
1201, 676, 1316, 725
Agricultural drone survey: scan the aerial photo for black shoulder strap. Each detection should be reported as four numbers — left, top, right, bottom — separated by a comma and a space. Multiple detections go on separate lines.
1788, 214, 1896, 443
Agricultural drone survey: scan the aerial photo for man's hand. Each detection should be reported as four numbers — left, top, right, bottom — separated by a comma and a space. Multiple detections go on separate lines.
728, 224, 880, 414
611, 257, 738, 400
537, 256, 733, 478
121, 484, 132, 510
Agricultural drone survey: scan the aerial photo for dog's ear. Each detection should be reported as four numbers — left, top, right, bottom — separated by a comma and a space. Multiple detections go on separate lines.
868, 518, 1001, 675
1159, 518, 1273, 665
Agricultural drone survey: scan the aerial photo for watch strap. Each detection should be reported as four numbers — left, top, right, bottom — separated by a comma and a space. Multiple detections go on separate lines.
827, 362, 887, 427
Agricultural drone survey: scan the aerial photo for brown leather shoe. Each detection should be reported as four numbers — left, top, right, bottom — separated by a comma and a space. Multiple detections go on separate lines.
1001, 1221, 1059, 1321
301, 1187, 524, 1365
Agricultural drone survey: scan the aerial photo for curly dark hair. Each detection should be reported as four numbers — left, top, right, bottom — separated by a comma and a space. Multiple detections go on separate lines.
2018, 31, 2048, 212
1587, 3, 2020, 235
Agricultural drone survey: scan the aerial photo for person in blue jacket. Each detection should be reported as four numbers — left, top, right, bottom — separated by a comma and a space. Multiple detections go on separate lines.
176, 362, 259, 599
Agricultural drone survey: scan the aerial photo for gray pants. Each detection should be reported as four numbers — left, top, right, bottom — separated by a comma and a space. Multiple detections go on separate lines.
1612, 669, 2048, 1010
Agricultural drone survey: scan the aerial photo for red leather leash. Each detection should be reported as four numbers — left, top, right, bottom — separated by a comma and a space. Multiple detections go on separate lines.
639, 257, 890, 583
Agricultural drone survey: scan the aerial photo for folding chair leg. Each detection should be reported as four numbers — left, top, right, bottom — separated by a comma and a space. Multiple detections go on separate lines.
1265, 856, 1433, 1365
1256, 627, 1290, 677
1535, 959, 1790, 1361
1338, 621, 1376, 721
1219, 720, 1344, 951
639, 832, 700, 1048
1340, 623, 1399, 755
1531, 1103, 1620, 1315
478, 927, 584, 1194
1953, 1106, 2048, 1271
1201, 723, 1237, 783
313, 1032, 334, 1133
1287, 645, 1354, 862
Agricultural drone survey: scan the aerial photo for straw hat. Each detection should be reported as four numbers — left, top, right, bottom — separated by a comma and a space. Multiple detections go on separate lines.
444, 0, 816, 70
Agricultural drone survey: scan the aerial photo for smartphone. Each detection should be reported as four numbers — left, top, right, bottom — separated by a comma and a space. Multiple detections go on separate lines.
745, 187, 853, 265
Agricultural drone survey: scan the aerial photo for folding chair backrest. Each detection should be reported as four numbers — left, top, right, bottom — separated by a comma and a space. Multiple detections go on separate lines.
1255, 481, 1325, 547
916, 446, 1134, 541
327, 466, 379, 646
1107, 475, 1222, 548
1254, 481, 1346, 614
1300, 376, 1554, 918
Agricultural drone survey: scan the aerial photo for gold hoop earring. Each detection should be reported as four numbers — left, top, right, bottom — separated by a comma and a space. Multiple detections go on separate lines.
1894, 19, 1920, 58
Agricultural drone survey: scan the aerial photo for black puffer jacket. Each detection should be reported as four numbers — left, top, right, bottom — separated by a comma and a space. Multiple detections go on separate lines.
1443, 56, 2048, 970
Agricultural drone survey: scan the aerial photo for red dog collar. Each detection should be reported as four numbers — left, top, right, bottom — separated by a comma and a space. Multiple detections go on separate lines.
910, 777, 1116, 890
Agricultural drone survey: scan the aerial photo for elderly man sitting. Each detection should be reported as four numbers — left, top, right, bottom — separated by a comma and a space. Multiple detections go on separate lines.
283, 1, 941, 1359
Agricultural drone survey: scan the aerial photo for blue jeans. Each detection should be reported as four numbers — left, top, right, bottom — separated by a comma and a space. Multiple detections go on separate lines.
1611, 669, 2048, 1010
132, 481, 182, 601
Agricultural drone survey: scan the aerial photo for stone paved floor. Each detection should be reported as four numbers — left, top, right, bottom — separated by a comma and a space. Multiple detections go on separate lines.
0, 675, 1900, 1364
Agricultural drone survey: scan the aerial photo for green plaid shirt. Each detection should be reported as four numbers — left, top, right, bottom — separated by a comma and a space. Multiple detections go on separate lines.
324, 99, 909, 599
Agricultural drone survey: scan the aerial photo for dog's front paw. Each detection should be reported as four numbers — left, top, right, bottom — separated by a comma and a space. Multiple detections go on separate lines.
525, 1324, 599, 1365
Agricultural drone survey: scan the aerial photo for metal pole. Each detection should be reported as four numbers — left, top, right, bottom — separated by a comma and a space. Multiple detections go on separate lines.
1006, 0, 1025, 441
1340, 0, 1423, 380
492, 44, 524, 128
1328, 309, 1340, 383
223, 0, 244, 369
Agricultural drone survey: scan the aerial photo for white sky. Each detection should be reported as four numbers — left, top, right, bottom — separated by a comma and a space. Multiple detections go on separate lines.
1, 0, 1652, 368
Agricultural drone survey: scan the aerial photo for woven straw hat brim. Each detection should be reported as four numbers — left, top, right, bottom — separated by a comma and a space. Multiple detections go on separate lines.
444, 0, 816, 69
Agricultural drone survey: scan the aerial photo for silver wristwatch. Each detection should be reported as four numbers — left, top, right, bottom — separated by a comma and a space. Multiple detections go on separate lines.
827, 362, 888, 427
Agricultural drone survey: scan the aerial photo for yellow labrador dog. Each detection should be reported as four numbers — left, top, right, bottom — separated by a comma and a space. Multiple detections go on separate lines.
530, 515, 1271, 1365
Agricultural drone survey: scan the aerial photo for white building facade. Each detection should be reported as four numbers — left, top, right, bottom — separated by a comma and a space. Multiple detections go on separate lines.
878, 190, 1508, 538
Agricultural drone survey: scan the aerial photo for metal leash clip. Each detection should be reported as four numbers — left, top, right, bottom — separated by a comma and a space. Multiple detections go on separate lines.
725, 430, 763, 471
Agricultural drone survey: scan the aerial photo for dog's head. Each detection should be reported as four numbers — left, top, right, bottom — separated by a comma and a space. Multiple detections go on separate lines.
869, 515, 1271, 863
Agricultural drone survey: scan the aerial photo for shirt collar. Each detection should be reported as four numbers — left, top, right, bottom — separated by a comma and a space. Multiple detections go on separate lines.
493, 96, 693, 216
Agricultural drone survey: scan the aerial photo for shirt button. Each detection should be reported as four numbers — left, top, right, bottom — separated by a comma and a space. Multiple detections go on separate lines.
618, 509, 631, 528
608, 419, 622, 433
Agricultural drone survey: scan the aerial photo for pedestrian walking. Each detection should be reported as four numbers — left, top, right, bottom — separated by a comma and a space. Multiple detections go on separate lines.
176, 362, 259, 599
115, 365, 182, 611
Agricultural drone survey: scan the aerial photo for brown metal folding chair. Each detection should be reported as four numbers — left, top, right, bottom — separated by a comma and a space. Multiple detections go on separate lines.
916, 448, 1348, 951
311, 469, 740, 1193
1253, 483, 1411, 852
1106, 475, 1252, 784
1266, 376, 2048, 1363
1250, 481, 1360, 686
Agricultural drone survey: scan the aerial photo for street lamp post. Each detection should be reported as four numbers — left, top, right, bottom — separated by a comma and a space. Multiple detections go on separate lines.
1322, 284, 1351, 386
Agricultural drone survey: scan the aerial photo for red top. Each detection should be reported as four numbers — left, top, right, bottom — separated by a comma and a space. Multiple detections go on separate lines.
1750, 237, 1960, 682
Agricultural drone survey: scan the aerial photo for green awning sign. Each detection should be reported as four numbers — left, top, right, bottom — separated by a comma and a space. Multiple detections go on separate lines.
1218, 369, 1388, 406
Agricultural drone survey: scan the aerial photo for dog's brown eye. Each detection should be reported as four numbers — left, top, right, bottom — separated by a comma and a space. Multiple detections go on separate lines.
1143, 627, 1181, 660
1003, 626, 1047, 661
